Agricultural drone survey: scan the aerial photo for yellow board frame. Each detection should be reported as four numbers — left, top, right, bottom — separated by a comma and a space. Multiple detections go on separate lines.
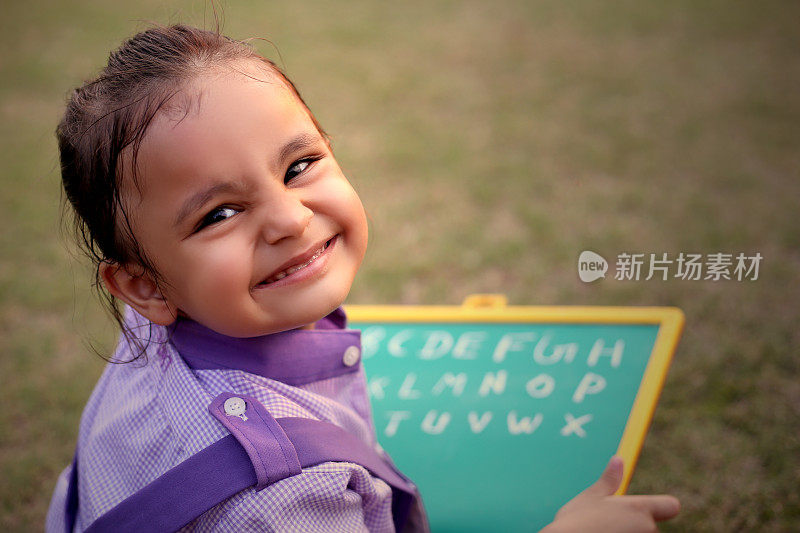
346, 294, 684, 494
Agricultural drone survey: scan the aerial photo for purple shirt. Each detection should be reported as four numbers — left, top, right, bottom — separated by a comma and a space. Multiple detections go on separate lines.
47, 307, 419, 532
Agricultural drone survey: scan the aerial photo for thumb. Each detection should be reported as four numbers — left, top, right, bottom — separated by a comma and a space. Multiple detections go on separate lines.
582, 456, 624, 499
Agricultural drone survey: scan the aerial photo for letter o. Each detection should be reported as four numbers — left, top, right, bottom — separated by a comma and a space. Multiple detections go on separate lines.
525, 374, 555, 398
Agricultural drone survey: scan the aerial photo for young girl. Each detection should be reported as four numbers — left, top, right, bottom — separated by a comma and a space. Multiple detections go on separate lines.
47, 24, 679, 532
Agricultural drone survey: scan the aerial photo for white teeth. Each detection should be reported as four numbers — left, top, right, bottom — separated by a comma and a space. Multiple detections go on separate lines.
262, 243, 328, 284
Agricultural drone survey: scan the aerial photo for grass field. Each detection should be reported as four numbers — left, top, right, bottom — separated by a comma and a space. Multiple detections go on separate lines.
1, 0, 798, 530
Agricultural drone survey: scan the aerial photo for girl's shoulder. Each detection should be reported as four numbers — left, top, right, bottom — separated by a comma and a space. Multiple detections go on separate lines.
62, 307, 416, 532
73, 313, 226, 522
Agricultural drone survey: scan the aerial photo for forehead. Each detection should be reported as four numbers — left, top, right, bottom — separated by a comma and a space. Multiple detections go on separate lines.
158, 61, 290, 123
124, 65, 319, 199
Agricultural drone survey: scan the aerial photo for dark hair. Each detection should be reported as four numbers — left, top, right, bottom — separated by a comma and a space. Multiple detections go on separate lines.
58, 23, 327, 360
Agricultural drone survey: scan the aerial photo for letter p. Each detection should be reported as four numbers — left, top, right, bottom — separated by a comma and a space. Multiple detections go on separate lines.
572, 372, 606, 403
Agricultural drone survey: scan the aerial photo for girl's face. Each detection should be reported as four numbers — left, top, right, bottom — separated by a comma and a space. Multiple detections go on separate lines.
119, 64, 368, 337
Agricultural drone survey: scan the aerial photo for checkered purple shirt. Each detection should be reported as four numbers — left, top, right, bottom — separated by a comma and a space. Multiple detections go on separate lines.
46, 307, 413, 532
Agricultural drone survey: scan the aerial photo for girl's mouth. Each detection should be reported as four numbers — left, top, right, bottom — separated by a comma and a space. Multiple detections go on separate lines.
256, 236, 336, 287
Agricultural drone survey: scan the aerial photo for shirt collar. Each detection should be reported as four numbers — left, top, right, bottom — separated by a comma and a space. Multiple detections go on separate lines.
167, 307, 363, 386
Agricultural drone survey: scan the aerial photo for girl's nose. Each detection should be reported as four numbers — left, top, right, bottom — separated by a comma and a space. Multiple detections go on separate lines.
259, 192, 313, 244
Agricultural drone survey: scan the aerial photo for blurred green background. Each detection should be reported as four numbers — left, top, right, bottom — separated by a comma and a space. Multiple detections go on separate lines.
1, 0, 798, 530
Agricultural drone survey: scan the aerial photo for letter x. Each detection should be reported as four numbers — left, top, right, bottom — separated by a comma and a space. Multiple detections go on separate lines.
560, 413, 592, 438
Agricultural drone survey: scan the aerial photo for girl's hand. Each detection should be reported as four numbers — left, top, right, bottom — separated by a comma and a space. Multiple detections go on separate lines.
542, 456, 680, 533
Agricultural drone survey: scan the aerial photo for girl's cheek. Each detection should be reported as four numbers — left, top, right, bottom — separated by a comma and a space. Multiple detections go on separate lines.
180, 238, 250, 279
314, 178, 365, 221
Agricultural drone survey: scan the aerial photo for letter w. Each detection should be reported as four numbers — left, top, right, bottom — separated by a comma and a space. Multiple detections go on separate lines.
507, 411, 543, 435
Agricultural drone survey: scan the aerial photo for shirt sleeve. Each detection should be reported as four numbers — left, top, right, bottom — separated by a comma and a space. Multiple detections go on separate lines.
179, 462, 396, 533
45, 464, 72, 533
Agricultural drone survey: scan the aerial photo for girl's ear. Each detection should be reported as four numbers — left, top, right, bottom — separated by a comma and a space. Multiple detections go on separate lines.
99, 261, 177, 326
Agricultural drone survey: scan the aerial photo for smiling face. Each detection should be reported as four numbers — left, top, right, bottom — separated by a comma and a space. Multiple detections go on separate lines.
115, 64, 368, 337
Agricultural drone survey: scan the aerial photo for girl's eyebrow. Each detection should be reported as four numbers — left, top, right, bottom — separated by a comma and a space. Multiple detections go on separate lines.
173, 182, 247, 228
275, 132, 322, 172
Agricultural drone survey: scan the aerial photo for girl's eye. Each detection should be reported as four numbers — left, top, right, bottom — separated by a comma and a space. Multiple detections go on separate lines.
197, 206, 239, 231
284, 157, 319, 184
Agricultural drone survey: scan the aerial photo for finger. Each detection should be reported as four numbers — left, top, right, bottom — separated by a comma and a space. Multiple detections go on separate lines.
622, 495, 681, 521
581, 456, 624, 498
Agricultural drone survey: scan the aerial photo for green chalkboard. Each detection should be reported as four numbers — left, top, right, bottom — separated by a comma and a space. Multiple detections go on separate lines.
347, 298, 683, 532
